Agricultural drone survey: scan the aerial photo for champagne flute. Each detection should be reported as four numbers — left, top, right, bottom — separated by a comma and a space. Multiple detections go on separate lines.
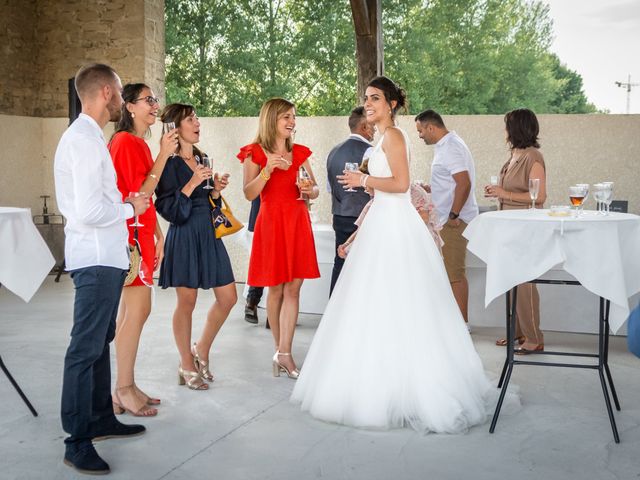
490, 175, 499, 208
569, 185, 586, 218
297, 167, 311, 200
344, 162, 358, 192
129, 192, 144, 227
528, 178, 540, 210
201, 155, 214, 190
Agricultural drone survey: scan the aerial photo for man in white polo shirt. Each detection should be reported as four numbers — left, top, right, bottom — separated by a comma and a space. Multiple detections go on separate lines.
415, 109, 478, 330
54, 63, 149, 475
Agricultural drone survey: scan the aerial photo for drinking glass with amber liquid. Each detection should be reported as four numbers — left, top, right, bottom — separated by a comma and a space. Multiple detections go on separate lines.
569, 185, 586, 217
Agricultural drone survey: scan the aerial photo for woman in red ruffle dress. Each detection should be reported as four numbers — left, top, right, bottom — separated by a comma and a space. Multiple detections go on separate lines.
238, 98, 320, 379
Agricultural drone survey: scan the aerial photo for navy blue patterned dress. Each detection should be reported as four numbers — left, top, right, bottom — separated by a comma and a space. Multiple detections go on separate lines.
155, 155, 234, 289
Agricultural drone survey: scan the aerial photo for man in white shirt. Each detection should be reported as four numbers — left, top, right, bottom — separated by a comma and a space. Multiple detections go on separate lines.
415, 109, 478, 329
54, 63, 149, 475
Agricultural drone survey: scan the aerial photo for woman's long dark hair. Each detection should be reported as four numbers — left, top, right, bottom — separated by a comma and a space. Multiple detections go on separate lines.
504, 108, 540, 149
115, 83, 149, 135
160, 103, 204, 159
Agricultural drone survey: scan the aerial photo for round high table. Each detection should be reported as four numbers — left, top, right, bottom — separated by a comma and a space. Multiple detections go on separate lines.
464, 209, 640, 443
0, 206, 55, 417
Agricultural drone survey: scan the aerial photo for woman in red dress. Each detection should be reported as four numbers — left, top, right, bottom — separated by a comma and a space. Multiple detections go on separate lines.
239, 98, 320, 379
109, 83, 177, 415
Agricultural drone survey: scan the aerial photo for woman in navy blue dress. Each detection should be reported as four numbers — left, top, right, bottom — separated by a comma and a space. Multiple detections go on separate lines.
155, 103, 236, 391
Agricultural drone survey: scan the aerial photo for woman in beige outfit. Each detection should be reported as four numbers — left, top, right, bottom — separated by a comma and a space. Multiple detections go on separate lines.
485, 108, 546, 353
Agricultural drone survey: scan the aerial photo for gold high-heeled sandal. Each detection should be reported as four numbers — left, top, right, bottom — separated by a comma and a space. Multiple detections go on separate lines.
112, 385, 158, 417
191, 343, 214, 382
272, 351, 300, 379
178, 366, 208, 390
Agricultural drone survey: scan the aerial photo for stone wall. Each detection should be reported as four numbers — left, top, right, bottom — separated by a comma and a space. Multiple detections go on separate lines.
0, 0, 165, 117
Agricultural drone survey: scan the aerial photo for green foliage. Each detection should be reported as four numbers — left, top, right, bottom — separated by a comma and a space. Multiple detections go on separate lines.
165, 0, 596, 116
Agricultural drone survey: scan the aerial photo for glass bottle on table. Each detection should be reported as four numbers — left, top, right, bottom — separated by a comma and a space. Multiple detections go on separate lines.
528, 178, 540, 210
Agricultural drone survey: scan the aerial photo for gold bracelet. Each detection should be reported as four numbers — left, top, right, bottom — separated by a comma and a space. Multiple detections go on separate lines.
259, 168, 271, 181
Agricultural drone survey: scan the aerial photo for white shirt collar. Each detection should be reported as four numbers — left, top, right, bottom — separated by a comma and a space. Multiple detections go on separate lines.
349, 133, 373, 146
79, 113, 105, 141
435, 130, 454, 147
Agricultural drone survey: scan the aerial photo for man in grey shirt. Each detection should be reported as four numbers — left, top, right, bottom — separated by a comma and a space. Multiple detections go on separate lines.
326, 106, 374, 295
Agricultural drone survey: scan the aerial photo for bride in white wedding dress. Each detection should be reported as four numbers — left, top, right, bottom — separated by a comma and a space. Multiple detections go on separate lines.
291, 76, 517, 433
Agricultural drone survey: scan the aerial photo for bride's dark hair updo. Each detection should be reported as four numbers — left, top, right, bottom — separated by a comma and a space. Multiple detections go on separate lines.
367, 76, 408, 118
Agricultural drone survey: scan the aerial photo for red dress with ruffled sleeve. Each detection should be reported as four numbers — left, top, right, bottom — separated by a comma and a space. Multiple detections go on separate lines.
109, 131, 156, 286
237, 143, 320, 286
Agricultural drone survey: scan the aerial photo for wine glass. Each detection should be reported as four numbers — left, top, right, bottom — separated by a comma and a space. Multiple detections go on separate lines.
528, 178, 540, 210
601, 182, 614, 215
576, 183, 589, 215
592, 183, 604, 214
297, 167, 311, 200
490, 175, 499, 208
344, 163, 358, 192
129, 192, 144, 227
569, 185, 586, 218
162, 121, 175, 134
201, 155, 214, 190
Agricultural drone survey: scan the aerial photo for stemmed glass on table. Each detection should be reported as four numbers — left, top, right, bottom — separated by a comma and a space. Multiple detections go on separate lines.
528, 178, 540, 210
576, 183, 590, 215
593, 182, 614, 215
568, 184, 587, 217
343, 163, 359, 192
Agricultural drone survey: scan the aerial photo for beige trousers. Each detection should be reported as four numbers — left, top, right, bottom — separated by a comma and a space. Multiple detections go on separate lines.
513, 283, 543, 344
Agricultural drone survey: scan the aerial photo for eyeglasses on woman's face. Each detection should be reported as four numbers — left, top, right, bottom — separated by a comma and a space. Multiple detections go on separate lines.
133, 96, 160, 106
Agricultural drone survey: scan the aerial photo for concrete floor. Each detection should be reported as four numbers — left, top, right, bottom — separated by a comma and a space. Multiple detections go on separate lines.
1, 276, 639, 480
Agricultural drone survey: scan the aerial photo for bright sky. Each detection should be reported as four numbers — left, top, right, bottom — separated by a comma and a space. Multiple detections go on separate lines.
545, 0, 640, 114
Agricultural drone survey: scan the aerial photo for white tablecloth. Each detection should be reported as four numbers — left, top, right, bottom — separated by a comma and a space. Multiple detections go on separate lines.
464, 209, 640, 333
242, 223, 336, 314
0, 207, 55, 302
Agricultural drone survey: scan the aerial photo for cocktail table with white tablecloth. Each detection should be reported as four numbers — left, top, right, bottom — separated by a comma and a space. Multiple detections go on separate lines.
0, 206, 56, 416
464, 209, 640, 443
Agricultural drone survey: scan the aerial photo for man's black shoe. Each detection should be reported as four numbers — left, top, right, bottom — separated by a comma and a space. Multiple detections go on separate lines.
244, 304, 259, 324
92, 421, 146, 442
64, 443, 110, 475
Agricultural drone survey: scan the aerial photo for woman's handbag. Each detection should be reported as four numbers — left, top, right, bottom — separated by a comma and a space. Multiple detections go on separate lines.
209, 195, 244, 239
124, 226, 142, 286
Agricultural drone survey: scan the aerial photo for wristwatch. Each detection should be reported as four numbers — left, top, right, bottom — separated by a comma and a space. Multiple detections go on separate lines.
448, 211, 459, 220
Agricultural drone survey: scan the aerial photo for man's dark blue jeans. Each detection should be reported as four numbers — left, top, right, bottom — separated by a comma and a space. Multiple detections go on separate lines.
61, 266, 126, 448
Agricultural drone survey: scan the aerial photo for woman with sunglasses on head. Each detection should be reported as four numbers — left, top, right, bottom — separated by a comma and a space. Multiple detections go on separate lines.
155, 103, 236, 391
238, 98, 320, 380
109, 83, 178, 416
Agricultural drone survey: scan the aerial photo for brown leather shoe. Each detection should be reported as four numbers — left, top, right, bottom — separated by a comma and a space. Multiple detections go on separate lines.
514, 343, 544, 355
496, 336, 525, 346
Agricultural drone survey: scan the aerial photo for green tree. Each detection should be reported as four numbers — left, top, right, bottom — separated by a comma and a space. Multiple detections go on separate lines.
165, 0, 597, 116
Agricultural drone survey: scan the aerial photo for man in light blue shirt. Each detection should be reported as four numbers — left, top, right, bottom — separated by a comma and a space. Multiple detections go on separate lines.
54, 63, 149, 475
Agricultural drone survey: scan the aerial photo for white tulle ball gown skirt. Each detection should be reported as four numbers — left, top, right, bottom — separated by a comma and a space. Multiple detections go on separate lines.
291, 190, 518, 433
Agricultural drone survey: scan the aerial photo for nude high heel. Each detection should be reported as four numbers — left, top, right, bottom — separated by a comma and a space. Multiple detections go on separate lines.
191, 343, 214, 382
178, 365, 209, 390
112, 385, 158, 417
272, 351, 300, 379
